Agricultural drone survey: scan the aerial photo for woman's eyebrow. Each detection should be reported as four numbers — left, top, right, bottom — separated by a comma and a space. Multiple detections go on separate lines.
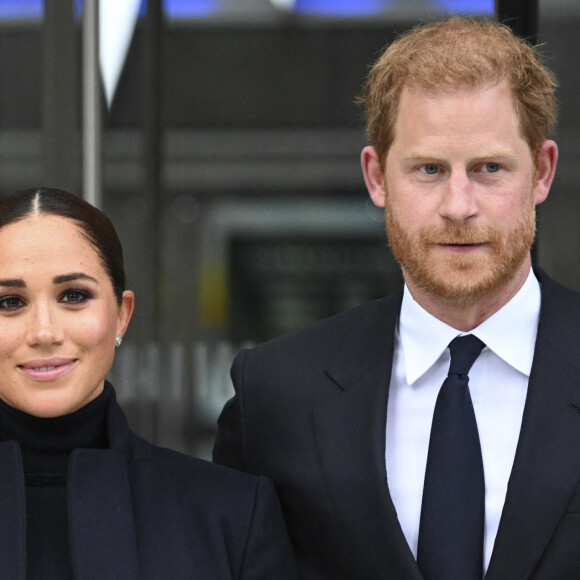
53, 273, 99, 285
0, 273, 99, 287
0, 279, 25, 288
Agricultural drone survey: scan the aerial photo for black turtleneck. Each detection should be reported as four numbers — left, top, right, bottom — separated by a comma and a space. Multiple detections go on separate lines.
0, 383, 112, 579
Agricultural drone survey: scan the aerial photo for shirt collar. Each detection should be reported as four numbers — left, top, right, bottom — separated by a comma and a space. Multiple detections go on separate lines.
400, 268, 541, 384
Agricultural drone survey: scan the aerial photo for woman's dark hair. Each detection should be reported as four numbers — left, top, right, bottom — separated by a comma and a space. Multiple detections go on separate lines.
0, 187, 126, 303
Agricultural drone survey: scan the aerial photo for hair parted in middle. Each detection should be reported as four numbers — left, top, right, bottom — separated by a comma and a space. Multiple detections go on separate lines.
360, 16, 558, 170
0, 187, 127, 304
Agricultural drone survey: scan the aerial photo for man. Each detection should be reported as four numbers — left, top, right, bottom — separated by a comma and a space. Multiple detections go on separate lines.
213, 16, 580, 579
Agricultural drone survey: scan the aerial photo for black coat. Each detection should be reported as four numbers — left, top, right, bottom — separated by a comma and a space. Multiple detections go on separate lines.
0, 386, 299, 579
214, 268, 580, 579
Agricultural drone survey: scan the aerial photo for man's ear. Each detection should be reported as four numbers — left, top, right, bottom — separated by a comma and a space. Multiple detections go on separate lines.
534, 139, 558, 206
361, 146, 386, 208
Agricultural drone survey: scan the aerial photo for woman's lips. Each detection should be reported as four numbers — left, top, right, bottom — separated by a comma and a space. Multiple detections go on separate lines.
18, 359, 78, 381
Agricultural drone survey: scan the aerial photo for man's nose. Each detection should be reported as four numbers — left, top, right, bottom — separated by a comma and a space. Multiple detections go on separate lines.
439, 171, 478, 224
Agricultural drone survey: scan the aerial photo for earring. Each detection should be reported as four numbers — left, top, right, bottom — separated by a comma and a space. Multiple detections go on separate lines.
115, 336, 123, 348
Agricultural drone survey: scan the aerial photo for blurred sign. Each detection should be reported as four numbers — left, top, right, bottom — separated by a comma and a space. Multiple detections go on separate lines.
229, 236, 402, 342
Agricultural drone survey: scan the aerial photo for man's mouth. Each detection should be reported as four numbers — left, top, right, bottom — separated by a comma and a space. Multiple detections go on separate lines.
437, 241, 488, 251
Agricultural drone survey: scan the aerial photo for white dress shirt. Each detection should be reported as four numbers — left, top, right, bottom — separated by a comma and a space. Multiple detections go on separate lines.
385, 268, 540, 573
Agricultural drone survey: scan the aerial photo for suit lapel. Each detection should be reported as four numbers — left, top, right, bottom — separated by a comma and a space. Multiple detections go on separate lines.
487, 271, 580, 579
314, 292, 423, 579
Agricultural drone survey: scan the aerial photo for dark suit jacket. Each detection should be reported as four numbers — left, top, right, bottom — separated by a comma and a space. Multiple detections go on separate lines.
0, 385, 298, 579
213, 268, 580, 579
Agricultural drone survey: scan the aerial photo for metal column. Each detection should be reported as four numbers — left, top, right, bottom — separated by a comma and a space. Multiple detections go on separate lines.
83, 0, 102, 207
144, 0, 164, 339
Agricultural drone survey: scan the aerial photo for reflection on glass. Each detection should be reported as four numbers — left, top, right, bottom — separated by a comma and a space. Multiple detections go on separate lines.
164, 0, 217, 19
0, 0, 493, 22
294, 0, 387, 17
0, 0, 43, 19
436, 0, 494, 14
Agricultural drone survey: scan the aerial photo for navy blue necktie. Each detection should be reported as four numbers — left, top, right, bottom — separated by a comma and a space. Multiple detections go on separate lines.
417, 334, 486, 580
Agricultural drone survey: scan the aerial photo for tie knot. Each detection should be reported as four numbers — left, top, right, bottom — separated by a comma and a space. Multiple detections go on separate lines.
448, 334, 485, 376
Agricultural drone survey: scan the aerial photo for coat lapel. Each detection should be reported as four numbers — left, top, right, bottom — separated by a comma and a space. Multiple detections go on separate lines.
0, 386, 140, 579
486, 271, 580, 579
68, 448, 139, 579
68, 393, 140, 579
0, 441, 26, 579
314, 292, 423, 579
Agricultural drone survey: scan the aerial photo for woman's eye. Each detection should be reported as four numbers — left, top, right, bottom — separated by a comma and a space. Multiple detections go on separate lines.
0, 296, 25, 311
420, 164, 439, 175
60, 289, 90, 304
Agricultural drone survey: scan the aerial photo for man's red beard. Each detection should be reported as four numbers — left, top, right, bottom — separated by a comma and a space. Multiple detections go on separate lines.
385, 204, 536, 307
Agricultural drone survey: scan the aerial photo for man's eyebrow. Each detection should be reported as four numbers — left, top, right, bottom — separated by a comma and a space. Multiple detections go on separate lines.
471, 148, 515, 160
405, 150, 441, 160
53, 273, 99, 285
0, 279, 25, 288
406, 148, 515, 160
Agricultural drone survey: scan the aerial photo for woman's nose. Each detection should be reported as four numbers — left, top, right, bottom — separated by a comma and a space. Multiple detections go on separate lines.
26, 303, 64, 346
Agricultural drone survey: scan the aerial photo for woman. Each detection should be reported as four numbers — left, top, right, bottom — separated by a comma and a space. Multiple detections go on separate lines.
0, 187, 298, 579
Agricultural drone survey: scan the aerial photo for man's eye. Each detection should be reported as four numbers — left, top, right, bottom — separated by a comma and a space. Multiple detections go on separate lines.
60, 289, 90, 304
482, 162, 500, 173
0, 296, 25, 311
420, 165, 439, 175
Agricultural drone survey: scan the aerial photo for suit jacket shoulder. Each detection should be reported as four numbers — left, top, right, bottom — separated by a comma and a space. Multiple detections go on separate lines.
245, 291, 403, 364
237, 291, 403, 404
213, 290, 404, 473
213, 289, 418, 580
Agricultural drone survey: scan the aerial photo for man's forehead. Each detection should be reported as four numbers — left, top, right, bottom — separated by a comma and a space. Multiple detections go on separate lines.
400, 80, 510, 102
385, 82, 531, 162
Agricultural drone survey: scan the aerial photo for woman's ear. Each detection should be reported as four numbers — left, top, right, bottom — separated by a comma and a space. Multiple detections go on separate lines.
116, 290, 135, 339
